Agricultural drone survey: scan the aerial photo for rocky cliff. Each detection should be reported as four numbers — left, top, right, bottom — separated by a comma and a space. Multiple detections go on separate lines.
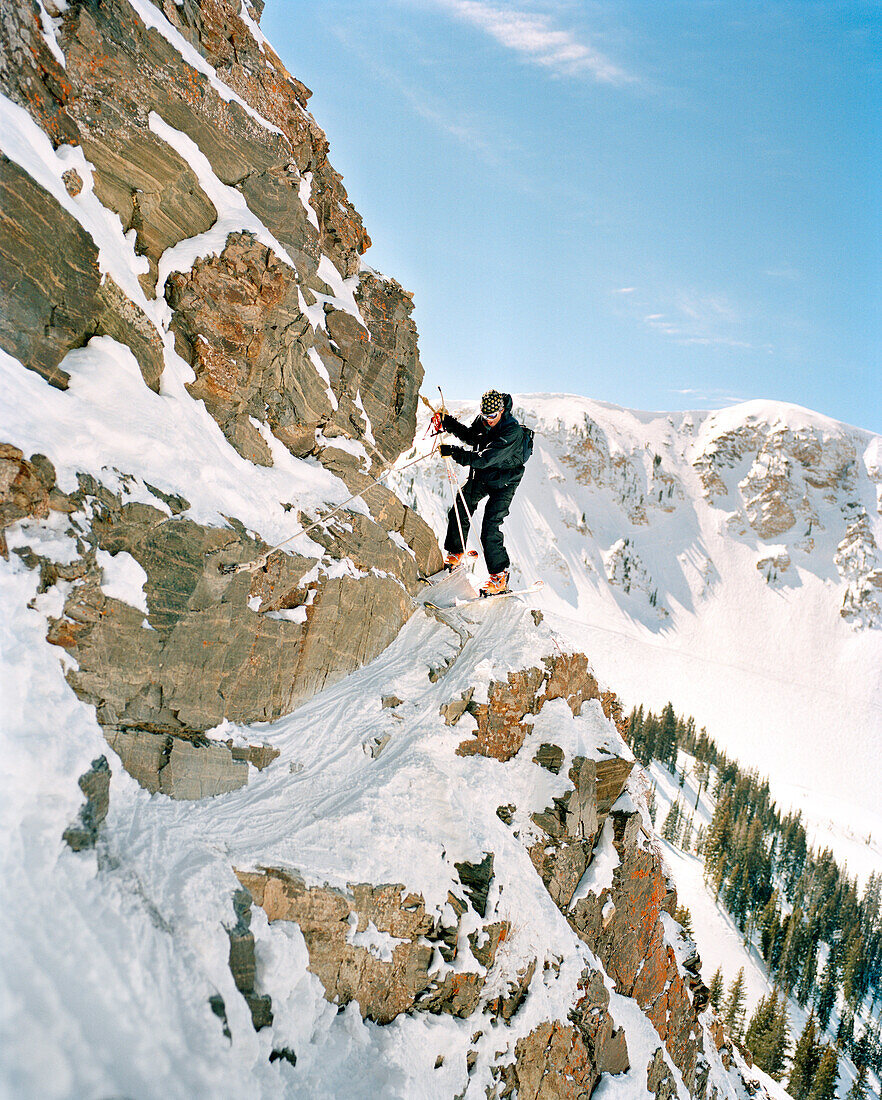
1, 0, 443, 798
1, 2, 781, 1097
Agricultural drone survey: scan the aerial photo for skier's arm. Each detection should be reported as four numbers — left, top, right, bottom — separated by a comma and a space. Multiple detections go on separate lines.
441, 413, 482, 446
456, 425, 523, 472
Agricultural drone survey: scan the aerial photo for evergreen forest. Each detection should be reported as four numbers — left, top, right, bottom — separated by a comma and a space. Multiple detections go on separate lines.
627, 703, 882, 1097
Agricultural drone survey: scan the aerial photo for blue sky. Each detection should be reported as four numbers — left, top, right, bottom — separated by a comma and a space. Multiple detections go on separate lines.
263, 2, 880, 431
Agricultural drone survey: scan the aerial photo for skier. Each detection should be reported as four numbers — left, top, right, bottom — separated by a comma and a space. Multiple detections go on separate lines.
437, 390, 531, 596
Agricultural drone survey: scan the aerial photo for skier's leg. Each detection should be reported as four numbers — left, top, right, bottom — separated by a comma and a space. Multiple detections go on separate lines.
481, 485, 517, 573
444, 478, 485, 554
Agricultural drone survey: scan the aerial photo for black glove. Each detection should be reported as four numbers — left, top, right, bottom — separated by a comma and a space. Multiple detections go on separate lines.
441, 413, 458, 432
440, 444, 467, 463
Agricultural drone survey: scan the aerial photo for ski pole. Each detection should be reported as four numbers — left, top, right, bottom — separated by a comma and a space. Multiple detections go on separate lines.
437, 386, 471, 561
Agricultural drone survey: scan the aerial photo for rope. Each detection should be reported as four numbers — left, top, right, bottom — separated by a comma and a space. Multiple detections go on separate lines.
221, 440, 438, 576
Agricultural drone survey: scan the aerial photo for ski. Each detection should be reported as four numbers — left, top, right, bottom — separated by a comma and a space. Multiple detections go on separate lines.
425, 580, 544, 609
421, 549, 479, 584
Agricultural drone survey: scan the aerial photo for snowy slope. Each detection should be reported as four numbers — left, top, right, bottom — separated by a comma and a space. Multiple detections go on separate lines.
393, 395, 882, 879
0, 547, 718, 1098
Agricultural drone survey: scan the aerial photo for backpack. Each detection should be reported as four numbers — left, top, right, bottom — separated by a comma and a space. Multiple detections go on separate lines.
521, 425, 534, 464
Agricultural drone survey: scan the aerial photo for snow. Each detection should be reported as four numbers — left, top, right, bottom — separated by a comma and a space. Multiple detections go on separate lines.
298, 171, 321, 231
569, 815, 619, 907
2, 7, 878, 1085
345, 913, 407, 963
0, 340, 341, 558
237, 0, 269, 55
148, 112, 297, 289
95, 549, 149, 615
315, 255, 366, 329
0, 547, 646, 1097
123, 0, 285, 137
307, 347, 339, 410
354, 390, 376, 447
37, 0, 66, 67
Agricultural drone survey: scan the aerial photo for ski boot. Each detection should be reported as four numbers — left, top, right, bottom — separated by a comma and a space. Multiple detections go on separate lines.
444, 552, 464, 571
480, 570, 510, 597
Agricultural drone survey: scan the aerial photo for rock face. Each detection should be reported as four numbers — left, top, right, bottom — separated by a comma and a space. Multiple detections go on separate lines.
236, 868, 510, 1024
455, 652, 711, 1095
491, 969, 629, 1099
1, 0, 440, 796
554, 411, 683, 526
1, 0, 420, 464
11, 468, 419, 797
0, 444, 51, 557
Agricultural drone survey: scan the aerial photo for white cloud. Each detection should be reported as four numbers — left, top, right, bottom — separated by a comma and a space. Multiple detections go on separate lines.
613, 286, 636, 294
672, 387, 748, 408
331, 23, 507, 161
436, 1, 636, 84
616, 286, 768, 351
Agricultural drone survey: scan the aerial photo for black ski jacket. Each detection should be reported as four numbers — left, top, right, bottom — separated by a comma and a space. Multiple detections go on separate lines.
442, 393, 527, 491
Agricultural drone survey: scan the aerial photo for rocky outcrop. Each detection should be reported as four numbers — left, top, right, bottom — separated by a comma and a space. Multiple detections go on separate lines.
569, 808, 704, 1091
0, 153, 165, 392
555, 413, 683, 525
12, 473, 419, 796
1, 0, 420, 464
604, 536, 667, 617
490, 969, 629, 1099
236, 868, 509, 1024
836, 506, 882, 628
693, 422, 857, 540
454, 652, 609, 761
62, 755, 111, 851
0, 443, 51, 557
470, 651, 708, 1094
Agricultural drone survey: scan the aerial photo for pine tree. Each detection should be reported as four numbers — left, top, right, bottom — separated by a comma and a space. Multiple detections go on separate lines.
745, 992, 776, 1069
776, 904, 805, 995
675, 905, 694, 937
759, 891, 780, 963
659, 702, 678, 771
766, 994, 791, 1081
836, 1005, 854, 1053
816, 956, 839, 1033
708, 968, 724, 1011
744, 990, 790, 1080
806, 1045, 839, 1100
841, 933, 864, 1008
724, 968, 746, 1040
662, 800, 682, 844
846, 1063, 868, 1100
796, 922, 819, 1007
693, 758, 710, 809
789, 1015, 822, 1100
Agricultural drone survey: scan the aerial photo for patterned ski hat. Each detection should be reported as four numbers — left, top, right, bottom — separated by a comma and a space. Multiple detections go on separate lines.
481, 390, 504, 418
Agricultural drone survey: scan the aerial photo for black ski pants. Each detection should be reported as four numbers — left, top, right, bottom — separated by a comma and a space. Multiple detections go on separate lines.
444, 477, 518, 574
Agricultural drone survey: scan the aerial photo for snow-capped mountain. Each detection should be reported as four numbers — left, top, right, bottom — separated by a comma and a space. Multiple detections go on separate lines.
394, 395, 882, 880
